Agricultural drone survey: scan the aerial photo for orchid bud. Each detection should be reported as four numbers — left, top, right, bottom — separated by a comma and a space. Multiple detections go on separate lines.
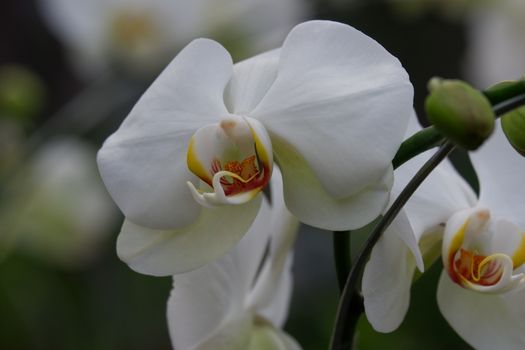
501, 107, 525, 157
425, 77, 494, 150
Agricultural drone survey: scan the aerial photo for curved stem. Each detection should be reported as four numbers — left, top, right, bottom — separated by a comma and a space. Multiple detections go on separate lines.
484, 80, 525, 106
492, 92, 525, 116
329, 141, 455, 350
392, 126, 444, 169
333, 231, 352, 292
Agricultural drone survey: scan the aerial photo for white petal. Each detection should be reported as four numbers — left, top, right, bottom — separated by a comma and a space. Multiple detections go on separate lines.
248, 322, 301, 350
437, 271, 525, 350
257, 256, 294, 328
491, 219, 525, 269
273, 136, 393, 230
392, 210, 424, 271
276, 330, 302, 350
97, 38, 233, 229
116, 195, 261, 276
471, 123, 525, 228
234, 167, 292, 296
246, 170, 298, 310
167, 265, 252, 350
394, 150, 477, 239
225, 49, 280, 115
167, 170, 295, 349
253, 20, 413, 199
362, 215, 418, 333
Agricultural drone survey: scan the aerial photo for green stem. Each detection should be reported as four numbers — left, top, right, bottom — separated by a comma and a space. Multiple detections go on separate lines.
484, 79, 525, 105
392, 126, 444, 169
333, 231, 352, 292
392, 80, 525, 170
329, 141, 456, 350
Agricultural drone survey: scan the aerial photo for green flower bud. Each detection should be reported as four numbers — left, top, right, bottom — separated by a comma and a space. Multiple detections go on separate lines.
501, 107, 525, 157
425, 77, 495, 150
0, 64, 45, 124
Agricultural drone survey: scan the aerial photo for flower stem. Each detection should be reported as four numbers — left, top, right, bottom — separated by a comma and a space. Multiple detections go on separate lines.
333, 231, 352, 292
392, 126, 444, 169
329, 141, 455, 350
484, 79, 525, 106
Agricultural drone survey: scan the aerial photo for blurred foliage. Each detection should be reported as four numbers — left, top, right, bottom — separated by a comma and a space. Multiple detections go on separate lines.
0, 246, 172, 350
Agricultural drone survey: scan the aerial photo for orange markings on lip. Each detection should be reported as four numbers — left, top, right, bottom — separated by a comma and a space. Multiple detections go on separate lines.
211, 154, 270, 196
450, 248, 503, 287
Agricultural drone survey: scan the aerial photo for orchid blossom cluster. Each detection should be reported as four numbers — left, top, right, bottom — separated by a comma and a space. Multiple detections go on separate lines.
363, 116, 525, 350
96, 14, 525, 350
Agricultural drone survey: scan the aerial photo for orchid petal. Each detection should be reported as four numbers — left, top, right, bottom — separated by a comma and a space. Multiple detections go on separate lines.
167, 169, 296, 349
491, 219, 525, 269
253, 20, 413, 199
248, 322, 301, 350
437, 271, 525, 350
235, 167, 294, 299
471, 123, 525, 228
394, 151, 476, 239
116, 193, 261, 276
257, 256, 294, 328
275, 330, 302, 350
272, 136, 393, 230
167, 263, 252, 350
225, 49, 280, 115
97, 38, 233, 229
245, 167, 298, 323
193, 314, 252, 350
362, 213, 418, 332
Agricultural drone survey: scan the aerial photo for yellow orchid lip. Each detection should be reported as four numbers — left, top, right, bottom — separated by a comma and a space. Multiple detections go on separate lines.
186, 116, 273, 207
444, 209, 525, 293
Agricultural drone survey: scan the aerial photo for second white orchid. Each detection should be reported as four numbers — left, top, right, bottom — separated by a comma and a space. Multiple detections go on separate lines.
363, 118, 525, 350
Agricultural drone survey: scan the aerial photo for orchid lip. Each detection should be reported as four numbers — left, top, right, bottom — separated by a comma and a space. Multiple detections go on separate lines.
445, 209, 525, 294
186, 115, 273, 207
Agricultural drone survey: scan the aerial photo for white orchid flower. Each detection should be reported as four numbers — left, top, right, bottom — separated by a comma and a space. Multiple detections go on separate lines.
167, 169, 300, 350
363, 117, 525, 349
97, 20, 414, 276
38, 0, 308, 77
0, 138, 118, 267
